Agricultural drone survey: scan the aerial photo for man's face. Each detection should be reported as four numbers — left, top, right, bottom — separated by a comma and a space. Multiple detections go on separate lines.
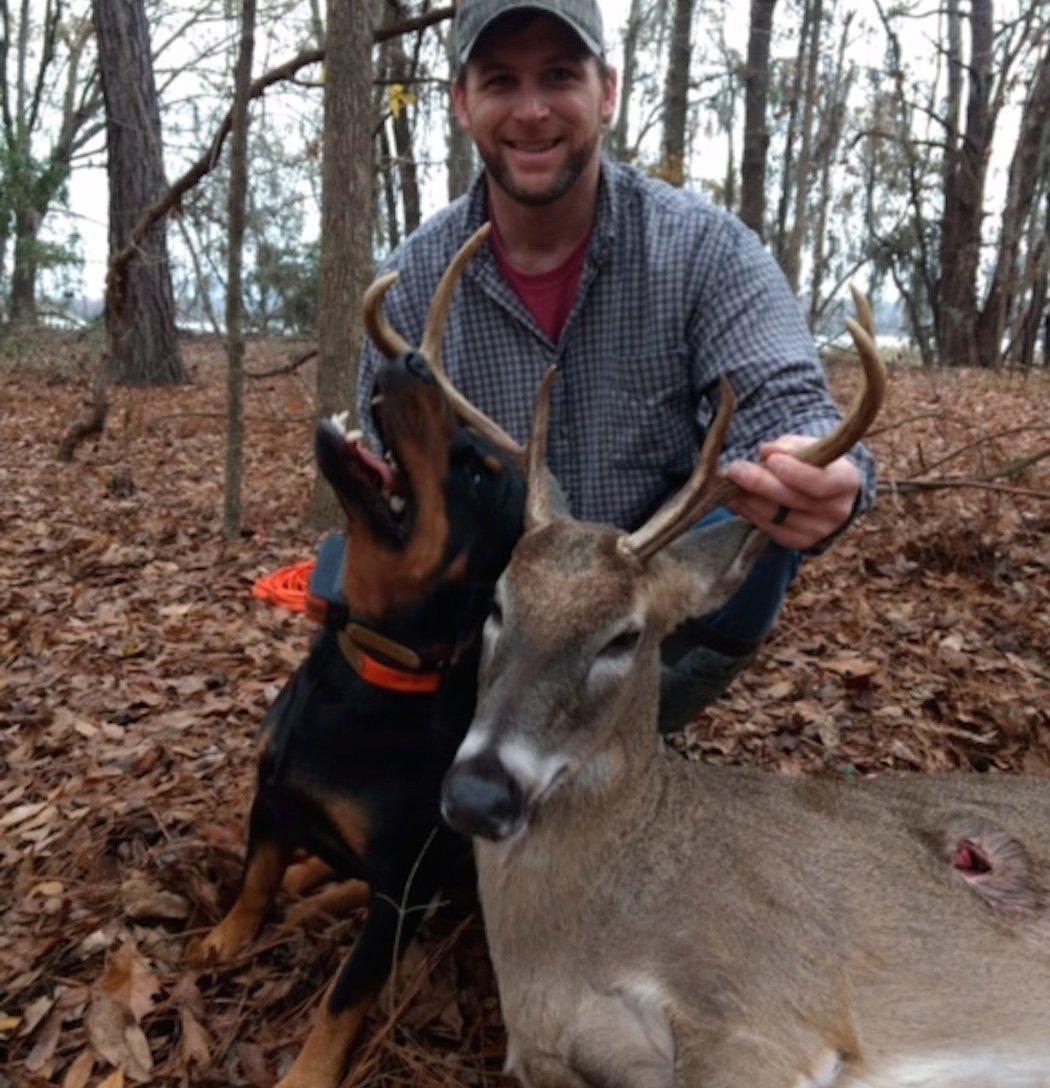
453, 15, 617, 208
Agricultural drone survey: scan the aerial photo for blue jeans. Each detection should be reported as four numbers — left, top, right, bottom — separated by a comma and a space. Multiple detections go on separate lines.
658, 509, 801, 730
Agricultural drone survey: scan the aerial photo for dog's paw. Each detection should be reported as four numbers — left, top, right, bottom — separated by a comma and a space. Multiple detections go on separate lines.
185, 912, 258, 966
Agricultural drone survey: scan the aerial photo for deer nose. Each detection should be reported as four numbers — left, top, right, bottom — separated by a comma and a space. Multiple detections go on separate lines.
441, 754, 524, 842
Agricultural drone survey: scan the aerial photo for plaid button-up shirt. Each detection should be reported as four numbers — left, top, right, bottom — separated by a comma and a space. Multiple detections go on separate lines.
357, 159, 876, 533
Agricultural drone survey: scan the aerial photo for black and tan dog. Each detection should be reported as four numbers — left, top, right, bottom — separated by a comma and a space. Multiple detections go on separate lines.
191, 227, 525, 1088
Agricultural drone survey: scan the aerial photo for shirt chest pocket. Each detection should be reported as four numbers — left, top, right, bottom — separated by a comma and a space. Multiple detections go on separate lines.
605, 351, 698, 472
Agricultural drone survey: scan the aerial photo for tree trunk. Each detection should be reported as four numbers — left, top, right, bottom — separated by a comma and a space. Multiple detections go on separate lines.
608, 0, 643, 162
936, 0, 992, 367
738, 0, 777, 236
2, 2, 100, 328
378, 123, 402, 250
1014, 185, 1048, 369
774, 0, 812, 262
660, 0, 694, 186
93, 0, 184, 386
385, 2, 421, 234
312, 0, 374, 527
8, 204, 41, 323
445, 28, 474, 198
975, 41, 1050, 366
223, 0, 256, 540
807, 11, 854, 328
781, 0, 823, 294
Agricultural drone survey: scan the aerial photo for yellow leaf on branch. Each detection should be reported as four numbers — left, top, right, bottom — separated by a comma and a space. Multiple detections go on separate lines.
387, 82, 417, 119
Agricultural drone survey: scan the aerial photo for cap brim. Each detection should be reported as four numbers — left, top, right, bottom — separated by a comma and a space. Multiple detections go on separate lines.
458, 2, 604, 65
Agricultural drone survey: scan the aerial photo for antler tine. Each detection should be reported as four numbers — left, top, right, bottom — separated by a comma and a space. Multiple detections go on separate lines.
363, 272, 413, 359
849, 282, 875, 341
525, 366, 559, 531
620, 377, 738, 563
420, 223, 492, 366
416, 223, 526, 464
793, 312, 884, 469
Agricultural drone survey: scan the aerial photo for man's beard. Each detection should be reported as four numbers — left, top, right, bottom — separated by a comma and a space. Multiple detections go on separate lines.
481, 135, 598, 207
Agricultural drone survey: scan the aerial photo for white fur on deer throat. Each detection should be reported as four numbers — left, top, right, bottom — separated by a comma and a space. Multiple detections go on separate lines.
843, 1052, 1050, 1087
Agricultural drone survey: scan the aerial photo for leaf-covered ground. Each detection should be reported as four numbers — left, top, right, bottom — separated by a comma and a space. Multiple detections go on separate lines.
2, 334, 1047, 1087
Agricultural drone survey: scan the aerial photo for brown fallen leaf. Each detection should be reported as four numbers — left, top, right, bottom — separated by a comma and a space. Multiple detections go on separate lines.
24, 1005, 63, 1073
96, 942, 159, 1022
61, 1047, 95, 1088
120, 875, 191, 922
85, 991, 152, 1083
820, 656, 881, 679
95, 1067, 126, 1088
19, 992, 55, 1036
178, 1004, 212, 1068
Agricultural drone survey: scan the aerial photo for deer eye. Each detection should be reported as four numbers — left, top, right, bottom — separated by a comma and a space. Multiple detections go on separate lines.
600, 628, 640, 658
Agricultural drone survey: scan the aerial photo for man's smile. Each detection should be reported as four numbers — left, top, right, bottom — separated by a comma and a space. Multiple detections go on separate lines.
506, 139, 560, 151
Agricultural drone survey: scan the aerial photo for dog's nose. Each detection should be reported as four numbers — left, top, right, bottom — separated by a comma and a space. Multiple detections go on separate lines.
441, 754, 524, 841
404, 352, 433, 382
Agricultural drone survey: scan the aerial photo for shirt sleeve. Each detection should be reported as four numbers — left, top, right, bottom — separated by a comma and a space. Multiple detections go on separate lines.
685, 214, 877, 522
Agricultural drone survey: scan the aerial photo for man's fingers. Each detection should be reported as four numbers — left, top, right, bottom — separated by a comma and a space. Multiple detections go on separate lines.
728, 494, 836, 550
725, 436, 862, 549
762, 450, 857, 501
724, 459, 819, 512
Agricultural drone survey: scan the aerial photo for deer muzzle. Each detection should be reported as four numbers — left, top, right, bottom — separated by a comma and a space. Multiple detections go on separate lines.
441, 752, 526, 842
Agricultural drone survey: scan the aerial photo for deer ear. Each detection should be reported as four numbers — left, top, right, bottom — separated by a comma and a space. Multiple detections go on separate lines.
647, 518, 769, 631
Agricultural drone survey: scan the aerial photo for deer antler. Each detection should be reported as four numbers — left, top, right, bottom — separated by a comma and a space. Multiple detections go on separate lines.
362, 224, 525, 464
525, 367, 560, 531
620, 292, 886, 563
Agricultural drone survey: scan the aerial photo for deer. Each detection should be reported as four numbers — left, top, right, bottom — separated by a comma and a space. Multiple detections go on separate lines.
439, 304, 1050, 1088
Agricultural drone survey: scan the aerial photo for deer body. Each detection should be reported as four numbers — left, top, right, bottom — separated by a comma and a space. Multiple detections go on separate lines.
439, 311, 1050, 1087
461, 525, 1050, 1088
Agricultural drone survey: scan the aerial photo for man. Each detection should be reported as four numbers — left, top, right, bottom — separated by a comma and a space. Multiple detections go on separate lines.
356, 0, 876, 732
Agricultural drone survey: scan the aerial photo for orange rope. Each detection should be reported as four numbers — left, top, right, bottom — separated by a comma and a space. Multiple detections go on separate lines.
252, 560, 316, 614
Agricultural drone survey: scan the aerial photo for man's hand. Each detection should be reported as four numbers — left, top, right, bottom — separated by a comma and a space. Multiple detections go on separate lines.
724, 434, 861, 550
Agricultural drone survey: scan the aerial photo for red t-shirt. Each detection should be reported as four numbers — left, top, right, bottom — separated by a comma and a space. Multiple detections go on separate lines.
490, 224, 591, 343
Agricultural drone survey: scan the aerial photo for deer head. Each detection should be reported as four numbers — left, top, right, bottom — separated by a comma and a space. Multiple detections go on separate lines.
441, 294, 885, 842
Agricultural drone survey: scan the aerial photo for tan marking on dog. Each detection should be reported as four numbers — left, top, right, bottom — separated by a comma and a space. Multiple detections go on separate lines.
284, 879, 371, 930
324, 796, 372, 859
273, 985, 374, 1088
189, 838, 288, 964
282, 856, 336, 897
343, 388, 454, 621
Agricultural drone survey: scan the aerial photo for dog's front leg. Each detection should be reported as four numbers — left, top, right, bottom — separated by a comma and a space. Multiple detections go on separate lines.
190, 796, 292, 964
275, 860, 441, 1088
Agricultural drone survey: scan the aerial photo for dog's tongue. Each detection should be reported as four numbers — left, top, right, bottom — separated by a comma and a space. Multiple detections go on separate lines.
352, 439, 395, 489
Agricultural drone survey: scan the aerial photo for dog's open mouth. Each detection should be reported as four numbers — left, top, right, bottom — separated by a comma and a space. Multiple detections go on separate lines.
315, 410, 410, 544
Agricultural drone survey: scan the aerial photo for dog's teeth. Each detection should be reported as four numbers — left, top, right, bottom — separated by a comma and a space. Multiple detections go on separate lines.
327, 411, 354, 435
389, 495, 405, 514
371, 394, 384, 409
346, 428, 363, 444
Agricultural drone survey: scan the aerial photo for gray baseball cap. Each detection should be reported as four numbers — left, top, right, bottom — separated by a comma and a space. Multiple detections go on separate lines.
454, 0, 606, 66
